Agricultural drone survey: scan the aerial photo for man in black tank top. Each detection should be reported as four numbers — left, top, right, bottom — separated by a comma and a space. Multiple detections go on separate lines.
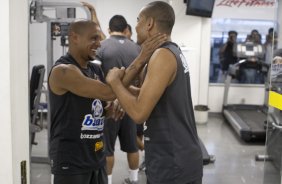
106, 2, 203, 184
48, 20, 166, 184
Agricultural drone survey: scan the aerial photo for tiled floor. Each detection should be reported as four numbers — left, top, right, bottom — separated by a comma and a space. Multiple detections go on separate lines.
31, 113, 268, 184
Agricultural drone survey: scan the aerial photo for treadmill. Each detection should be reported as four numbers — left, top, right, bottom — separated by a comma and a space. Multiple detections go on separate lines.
222, 42, 269, 141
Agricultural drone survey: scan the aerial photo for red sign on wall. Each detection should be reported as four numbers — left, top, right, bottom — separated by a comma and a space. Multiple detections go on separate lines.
213, 0, 277, 20
216, 0, 275, 8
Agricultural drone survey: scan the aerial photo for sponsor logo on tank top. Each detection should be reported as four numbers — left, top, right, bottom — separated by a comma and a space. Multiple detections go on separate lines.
94, 141, 104, 152
180, 53, 189, 73
80, 133, 103, 139
81, 99, 104, 131
143, 121, 147, 131
144, 136, 150, 141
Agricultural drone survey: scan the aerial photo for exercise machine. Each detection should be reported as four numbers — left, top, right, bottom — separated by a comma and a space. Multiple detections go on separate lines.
30, 65, 45, 147
222, 41, 269, 141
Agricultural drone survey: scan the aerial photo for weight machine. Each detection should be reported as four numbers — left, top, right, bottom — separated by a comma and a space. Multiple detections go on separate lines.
29, 0, 91, 164
223, 41, 269, 142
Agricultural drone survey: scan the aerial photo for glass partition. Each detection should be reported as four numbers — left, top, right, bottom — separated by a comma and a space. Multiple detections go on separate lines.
210, 19, 276, 84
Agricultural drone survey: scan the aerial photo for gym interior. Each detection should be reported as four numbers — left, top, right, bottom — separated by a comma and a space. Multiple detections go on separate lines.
1, 0, 282, 183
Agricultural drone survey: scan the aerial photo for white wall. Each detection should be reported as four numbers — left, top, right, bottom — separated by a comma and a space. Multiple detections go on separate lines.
209, 84, 266, 112
0, 1, 13, 183
10, 0, 30, 182
0, 0, 30, 184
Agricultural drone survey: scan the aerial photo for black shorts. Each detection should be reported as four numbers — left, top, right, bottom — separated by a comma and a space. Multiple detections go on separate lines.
136, 123, 144, 136
104, 114, 138, 156
53, 167, 107, 184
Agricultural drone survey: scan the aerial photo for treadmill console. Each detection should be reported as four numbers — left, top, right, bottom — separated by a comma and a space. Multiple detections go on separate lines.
234, 42, 264, 59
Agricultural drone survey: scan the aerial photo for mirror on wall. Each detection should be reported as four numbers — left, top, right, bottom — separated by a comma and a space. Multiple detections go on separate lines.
209, 18, 278, 84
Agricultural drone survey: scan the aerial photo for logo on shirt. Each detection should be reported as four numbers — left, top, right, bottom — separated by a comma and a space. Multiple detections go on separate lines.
119, 39, 125, 44
81, 99, 104, 131
92, 99, 104, 118
80, 133, 103, 139
180, 53, 189, 73
143, 121, 147, 131
94, 141, 104, 152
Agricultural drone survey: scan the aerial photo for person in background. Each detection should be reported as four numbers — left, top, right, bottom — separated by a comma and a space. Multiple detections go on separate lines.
245, 29, 262, 44
273, 49, 282, 64
125, 24, 133, 41
218, 30, 238, 82
241, 29, 263, 83
48, 20, 166, 184
106, 1, 203, 183
95, 15, 141, 184
264, 28, 278, 64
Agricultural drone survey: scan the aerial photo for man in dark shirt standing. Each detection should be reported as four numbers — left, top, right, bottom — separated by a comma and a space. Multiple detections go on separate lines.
96, 15, 140, 184
48, 20, 166, 184
218, 30, 238, 82
106, 2, 203, 184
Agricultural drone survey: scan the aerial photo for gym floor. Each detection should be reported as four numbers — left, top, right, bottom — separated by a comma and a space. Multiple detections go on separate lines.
31, 113, 266, 184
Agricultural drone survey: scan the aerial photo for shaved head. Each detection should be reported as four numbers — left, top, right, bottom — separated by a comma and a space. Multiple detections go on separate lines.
68, 20, 98, 36
141, 1, 175, 34
67, 20, 101, 62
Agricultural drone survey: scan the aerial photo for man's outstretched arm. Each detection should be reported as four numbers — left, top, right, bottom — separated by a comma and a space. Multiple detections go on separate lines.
106, 48, 177, 123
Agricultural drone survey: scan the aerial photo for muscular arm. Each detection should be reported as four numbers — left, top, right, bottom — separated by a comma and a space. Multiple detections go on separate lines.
108, 48, 177, 123
121, 55, 147, 88
128, 85, 140, 96
49, 53, 153, 101
49, 64, 115, 101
